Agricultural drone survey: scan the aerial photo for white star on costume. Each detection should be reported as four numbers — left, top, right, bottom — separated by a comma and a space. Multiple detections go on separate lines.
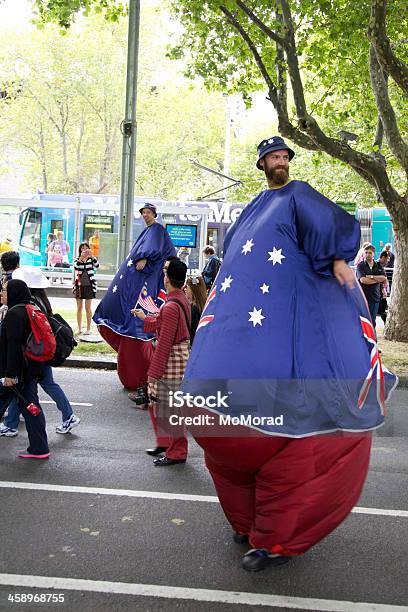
242, 239, 254, 255
127, 259, 133, 267
268, 247, 285, 266
248, 307, 265, 327
268, 138, 274, 144
120, 274, 123, 279
260, 283, 270, 294
220, 276, 233, 292
112, 285, 118, 293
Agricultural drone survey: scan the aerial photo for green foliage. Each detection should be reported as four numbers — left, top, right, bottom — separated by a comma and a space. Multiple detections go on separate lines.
165, 0, 407, 198
32, 0, 127, 29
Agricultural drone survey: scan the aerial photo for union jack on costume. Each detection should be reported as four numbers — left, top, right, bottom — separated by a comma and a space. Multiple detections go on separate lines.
358, 316, 386, 415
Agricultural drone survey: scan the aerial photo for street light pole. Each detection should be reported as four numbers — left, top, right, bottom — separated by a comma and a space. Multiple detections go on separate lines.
117, 0, 141, 267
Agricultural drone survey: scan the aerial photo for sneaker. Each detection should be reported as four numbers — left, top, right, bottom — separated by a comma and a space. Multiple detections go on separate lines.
56, 414, 80, 434
0, 424, 18, 437
18, 452, 50, 459
242, 549, 290, 572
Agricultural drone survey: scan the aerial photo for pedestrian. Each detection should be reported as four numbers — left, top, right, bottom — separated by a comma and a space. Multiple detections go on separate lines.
377, 251, 390, 324
0, 267, 80, 437
356, 244, 387, 332
93, 203, 176, 390
0, 279, 49, 459
201, 246, 221, 290
45, 233, 55, 267
0, 251, 20, 292
133, 258, 190, 466
89, 230, 100, 259
181, 135, 397, 571
353, 241, 371, 266
177, 246, 191, 267
384, 242, 395, 293
49, 231, 70, 264
185, 275, 207, 344
384, 243, 395, 268
48, 244, 64, 268
0, 234, 14, 255
73, 242, 99, 335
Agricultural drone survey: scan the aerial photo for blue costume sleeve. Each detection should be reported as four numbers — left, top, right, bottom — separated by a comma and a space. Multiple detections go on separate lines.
293, 183, 360, 277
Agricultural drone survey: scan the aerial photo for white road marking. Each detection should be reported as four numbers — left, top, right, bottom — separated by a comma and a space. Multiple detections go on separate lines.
39, 401, 92, 406
0, 574, 405, 611
0, 481, 407, 517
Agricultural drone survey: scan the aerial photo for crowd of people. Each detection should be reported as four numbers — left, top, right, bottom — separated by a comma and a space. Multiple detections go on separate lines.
0, 135, 398, 573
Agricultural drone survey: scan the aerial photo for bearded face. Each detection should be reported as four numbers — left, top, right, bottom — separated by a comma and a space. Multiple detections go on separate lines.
261, 152, 290, 185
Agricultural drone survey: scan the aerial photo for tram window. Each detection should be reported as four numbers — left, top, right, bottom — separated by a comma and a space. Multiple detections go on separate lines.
207, 228, 219, 255
50, 219, 64, 234
20, 210, 42, 252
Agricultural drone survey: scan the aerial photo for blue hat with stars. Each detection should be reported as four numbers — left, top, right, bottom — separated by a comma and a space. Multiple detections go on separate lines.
256, 136, 295, 170
139, 202, 157, 217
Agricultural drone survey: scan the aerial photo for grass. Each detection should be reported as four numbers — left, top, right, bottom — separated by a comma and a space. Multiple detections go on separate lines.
56, 308, 115, 358
377, 328, 408, 377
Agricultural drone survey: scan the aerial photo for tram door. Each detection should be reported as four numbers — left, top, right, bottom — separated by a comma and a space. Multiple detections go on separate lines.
45, 212, 68, 265
207, 227, 220, 257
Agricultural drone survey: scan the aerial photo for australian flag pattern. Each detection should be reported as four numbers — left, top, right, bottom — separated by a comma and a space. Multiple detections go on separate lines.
183, 181, 398, 437
93, 222, 176, 340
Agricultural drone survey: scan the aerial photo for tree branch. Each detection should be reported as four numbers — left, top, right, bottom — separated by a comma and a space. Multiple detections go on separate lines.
369, 44, 408, 172
278, 0, 308, 119
367, 0, 408, 97
234, 0, 285, 48
219, 4, 278, 108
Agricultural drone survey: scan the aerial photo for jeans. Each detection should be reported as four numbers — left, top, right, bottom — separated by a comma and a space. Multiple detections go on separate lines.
0, 379, 49, 455
4, 365, 73, 429
368, 300, 380, 333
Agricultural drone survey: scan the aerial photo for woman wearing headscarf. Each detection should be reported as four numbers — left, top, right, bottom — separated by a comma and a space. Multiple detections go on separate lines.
0, 279, 49, 458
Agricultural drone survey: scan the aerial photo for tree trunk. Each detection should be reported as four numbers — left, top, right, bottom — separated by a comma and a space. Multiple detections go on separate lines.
384, 207, 408, 341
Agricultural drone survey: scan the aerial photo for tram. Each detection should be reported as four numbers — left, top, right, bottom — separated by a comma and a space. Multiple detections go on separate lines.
3, 194, 245, 273
0, 194, 394, 273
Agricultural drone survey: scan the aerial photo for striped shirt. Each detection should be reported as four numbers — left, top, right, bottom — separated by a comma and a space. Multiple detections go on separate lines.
144, 289, 190, 380
72, 256, 99, 296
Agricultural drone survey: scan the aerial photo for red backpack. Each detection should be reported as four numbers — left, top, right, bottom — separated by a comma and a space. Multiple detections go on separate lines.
20, 304, 56, 362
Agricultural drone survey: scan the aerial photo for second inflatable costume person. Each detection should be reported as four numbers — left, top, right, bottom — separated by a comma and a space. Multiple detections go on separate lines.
93, 204, 176, 389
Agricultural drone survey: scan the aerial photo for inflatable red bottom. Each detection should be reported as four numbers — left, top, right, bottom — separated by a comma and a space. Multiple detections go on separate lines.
98, 326, 153, 390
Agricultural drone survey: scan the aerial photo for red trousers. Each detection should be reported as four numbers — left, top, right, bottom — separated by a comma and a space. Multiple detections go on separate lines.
149, 406, 188, 460
98, 326, 152, 389
195, 432, 371, 556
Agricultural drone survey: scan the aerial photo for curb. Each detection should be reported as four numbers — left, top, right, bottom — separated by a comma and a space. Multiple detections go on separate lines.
396, 376, 408, 388
63, 356, 117, 370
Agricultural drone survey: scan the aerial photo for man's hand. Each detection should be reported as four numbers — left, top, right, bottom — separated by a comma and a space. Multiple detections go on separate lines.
333, 259, 355, 289
135, 258, 147, 271
131, 308, 146, 320
3, 377, 17, 387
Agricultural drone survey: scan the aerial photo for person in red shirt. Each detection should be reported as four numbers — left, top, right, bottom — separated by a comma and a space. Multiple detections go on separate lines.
133, 258, 191, 466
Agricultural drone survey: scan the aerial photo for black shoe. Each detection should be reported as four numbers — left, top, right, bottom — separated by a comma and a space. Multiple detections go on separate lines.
153, 456, 186, 467
233, 532, 249, 544
145, 446, 168, 456
242, 549, 290, 572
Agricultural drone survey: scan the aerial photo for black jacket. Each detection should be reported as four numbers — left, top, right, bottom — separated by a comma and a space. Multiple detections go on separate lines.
0, 280, 43, 381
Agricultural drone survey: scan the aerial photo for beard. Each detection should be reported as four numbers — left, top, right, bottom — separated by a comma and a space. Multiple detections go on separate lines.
264, 165, 289, 185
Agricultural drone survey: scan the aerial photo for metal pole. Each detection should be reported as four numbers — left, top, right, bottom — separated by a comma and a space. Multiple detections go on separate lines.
73, 196, 81, 283
117, 0, 140, 267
